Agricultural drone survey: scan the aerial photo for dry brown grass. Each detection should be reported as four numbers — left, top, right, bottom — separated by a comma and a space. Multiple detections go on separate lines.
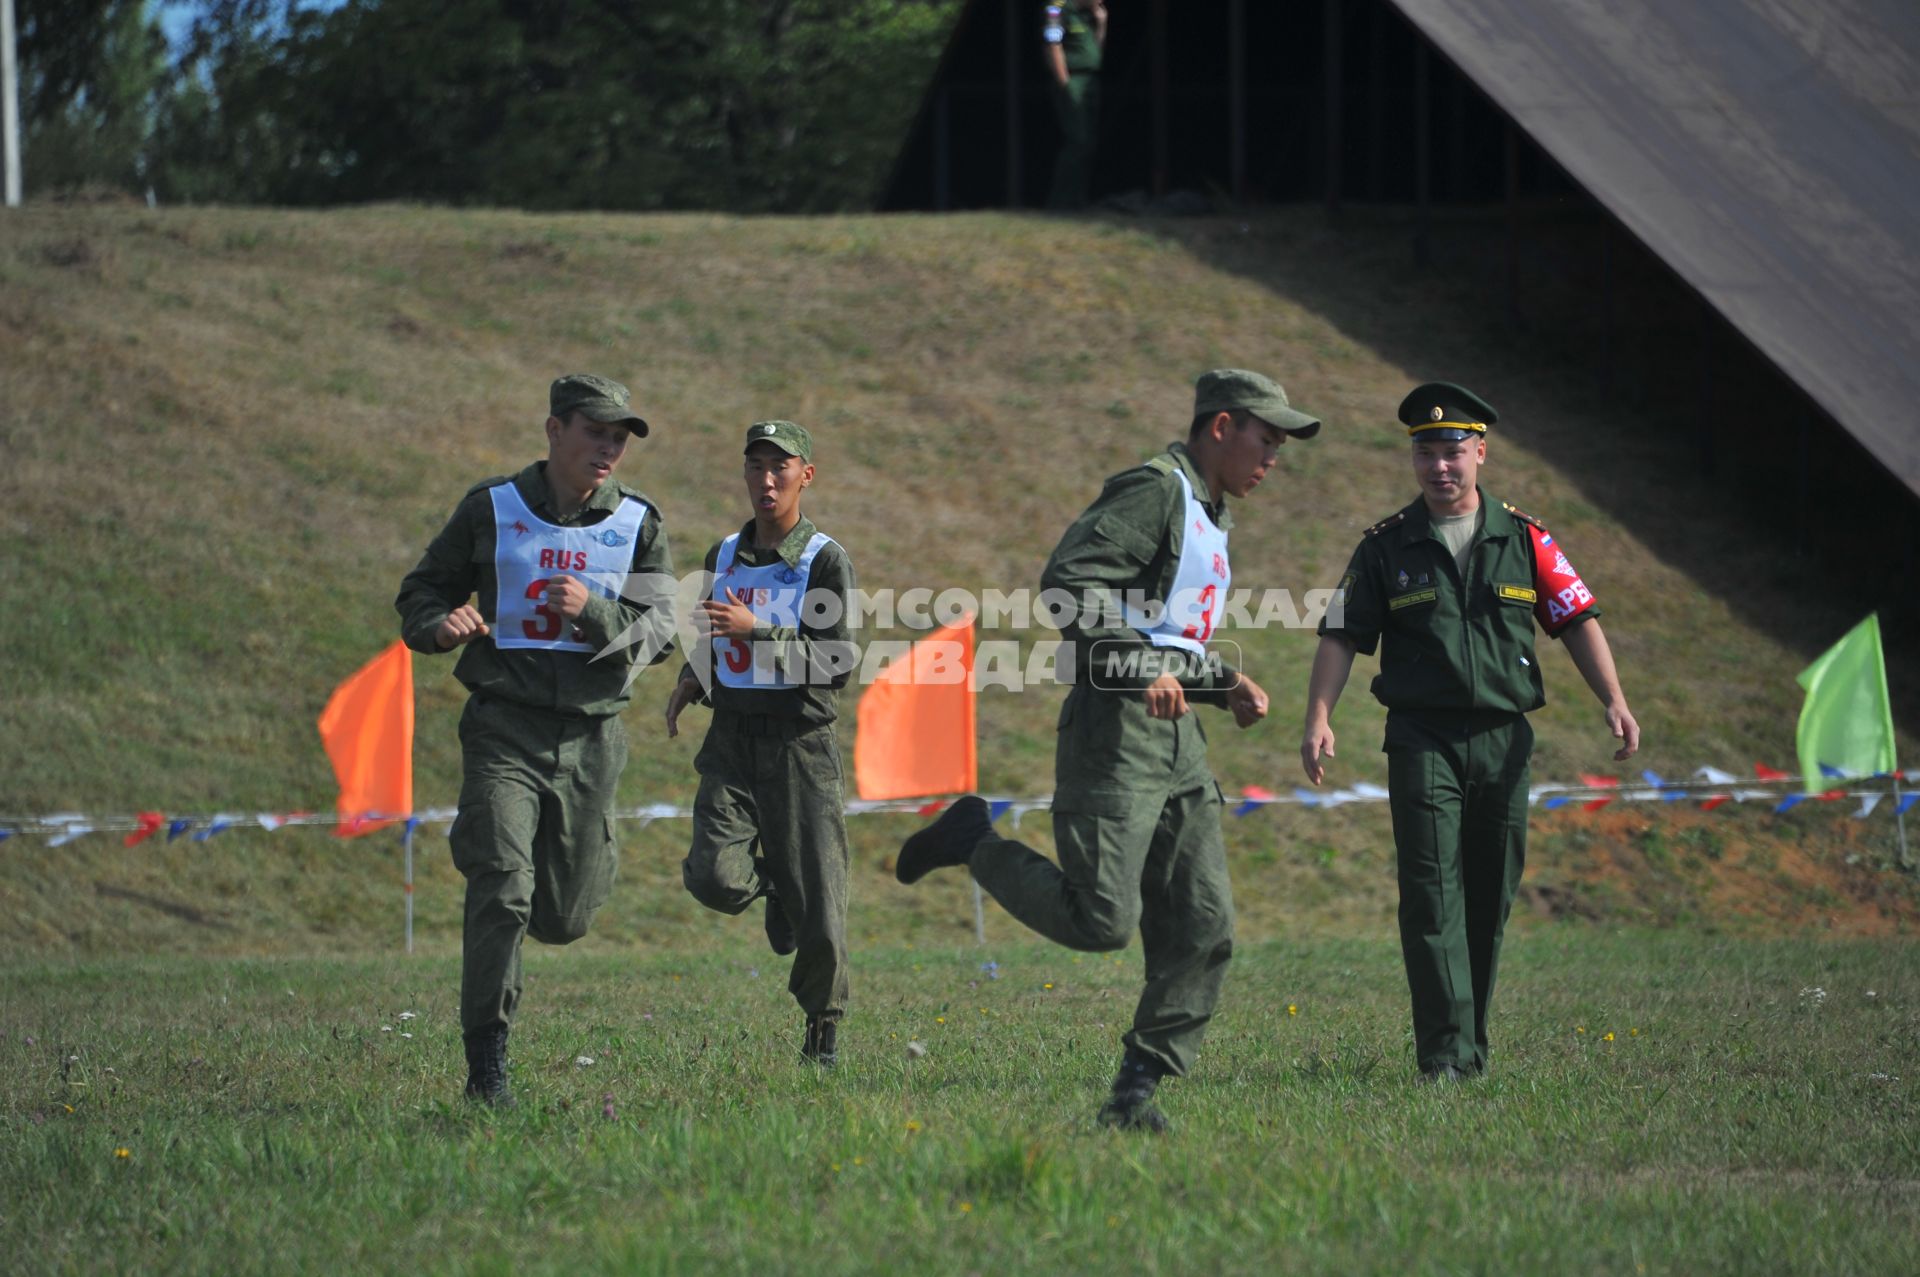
0, 202, 1912, 953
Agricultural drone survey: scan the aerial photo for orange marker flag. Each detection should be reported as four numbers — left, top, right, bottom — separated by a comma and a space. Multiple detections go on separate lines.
318, 640, 415, 837
854, 617, 977, 800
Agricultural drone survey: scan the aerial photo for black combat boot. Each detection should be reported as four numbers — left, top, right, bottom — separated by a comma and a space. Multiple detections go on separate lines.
463, 1025, 514, 1107
764, 893, 797, 956
895, 796, 993, 884
1418, 1062, 1468, 1085
1096, 1048, 1169, 1133
802, 1017, 839, 1068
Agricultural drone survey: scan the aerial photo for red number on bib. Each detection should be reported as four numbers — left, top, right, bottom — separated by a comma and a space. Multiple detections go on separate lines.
1181, 584, 1219, 642
523, 578, 563, 642
722, 638, 751, 674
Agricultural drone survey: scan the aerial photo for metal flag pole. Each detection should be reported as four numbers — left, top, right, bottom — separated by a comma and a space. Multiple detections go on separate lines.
1896, 774, 1911, 871
403, 819, 416, 953
2, 0, 21, 207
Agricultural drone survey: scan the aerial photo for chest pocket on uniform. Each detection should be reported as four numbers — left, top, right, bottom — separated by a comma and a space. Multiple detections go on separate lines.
1492, 583, 1537, 606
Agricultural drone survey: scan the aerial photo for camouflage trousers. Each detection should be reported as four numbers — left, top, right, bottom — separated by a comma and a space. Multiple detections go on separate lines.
968, 686, 1233, 1076
449, 694, 626, 1037
681, 712, 850, 1022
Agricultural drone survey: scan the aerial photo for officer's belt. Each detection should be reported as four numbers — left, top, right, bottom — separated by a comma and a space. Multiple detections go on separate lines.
713, 707, 811, 739
1385, 707, 1526, 733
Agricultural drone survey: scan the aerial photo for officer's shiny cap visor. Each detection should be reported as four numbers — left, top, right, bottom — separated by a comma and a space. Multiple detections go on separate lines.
1408, 424, 1486, 442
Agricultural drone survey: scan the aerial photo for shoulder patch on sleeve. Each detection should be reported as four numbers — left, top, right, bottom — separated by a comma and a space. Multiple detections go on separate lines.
1501, 501, 1544, 530
1362, 510, 1407, 538
463, 475, 512, 498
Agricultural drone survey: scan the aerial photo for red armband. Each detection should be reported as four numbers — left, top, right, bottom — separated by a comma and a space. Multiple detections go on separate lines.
1527, 523, 1597, 637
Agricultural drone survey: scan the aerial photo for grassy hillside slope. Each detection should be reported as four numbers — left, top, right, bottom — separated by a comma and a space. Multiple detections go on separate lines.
0, 204, 1914, 953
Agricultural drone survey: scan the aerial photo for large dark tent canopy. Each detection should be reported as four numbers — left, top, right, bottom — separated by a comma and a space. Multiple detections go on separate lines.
1394, 0, 1920, 498
884, 0, 1920, 499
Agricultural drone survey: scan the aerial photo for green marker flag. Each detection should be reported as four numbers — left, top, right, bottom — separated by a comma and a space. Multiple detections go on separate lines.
1795, 613, 1897, 792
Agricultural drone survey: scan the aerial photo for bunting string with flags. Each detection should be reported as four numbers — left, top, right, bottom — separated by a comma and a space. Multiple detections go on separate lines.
8, 765, 1920, 844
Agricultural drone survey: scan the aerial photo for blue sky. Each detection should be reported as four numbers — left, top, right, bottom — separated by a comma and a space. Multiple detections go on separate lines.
157, 2, 211, 51
155, 1, 347, 53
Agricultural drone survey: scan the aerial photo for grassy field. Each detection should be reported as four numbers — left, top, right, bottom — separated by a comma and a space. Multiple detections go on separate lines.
0, 202, 1915, 949
3, 186, 1917, 1273
2, 932, 1915, 1274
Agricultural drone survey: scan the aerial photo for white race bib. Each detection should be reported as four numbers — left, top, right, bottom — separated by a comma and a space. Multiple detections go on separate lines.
489, 483, 647, 653
711, 531, 835, 689
1122, 467, 1230, 656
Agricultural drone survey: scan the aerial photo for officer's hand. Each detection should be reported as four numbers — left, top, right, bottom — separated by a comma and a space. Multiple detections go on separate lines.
433, 604, 490, 651
544, 575, 591, 620
695, 589, 758, 640
1143, 673, 1190, 720
1606, 702, 1641, 762
1227, 673, 1269, 729
1301, 721, 1337, 786
665, 673, 704, 739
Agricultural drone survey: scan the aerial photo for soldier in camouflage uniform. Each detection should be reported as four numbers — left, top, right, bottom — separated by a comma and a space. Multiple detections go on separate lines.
1302, 382, 1640, 1082
666, 421, 859, 1066
896, 370, 1321, 1130
396, 374, 675, 1106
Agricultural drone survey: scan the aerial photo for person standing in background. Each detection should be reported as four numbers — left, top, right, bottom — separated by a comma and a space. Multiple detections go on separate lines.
1043, 1, 1109, 209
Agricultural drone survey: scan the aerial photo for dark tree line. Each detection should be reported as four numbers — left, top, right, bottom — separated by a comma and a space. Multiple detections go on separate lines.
14, 0, 959, 211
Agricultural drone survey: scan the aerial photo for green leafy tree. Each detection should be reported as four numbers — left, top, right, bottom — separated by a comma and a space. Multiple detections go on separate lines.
16, 0, 169, 196
156, 0, 960, 211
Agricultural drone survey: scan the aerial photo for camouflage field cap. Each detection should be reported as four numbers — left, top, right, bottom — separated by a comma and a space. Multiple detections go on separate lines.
550, 373, 649, 437
743, 419, 812, 462
1399, 382, 1497, 442
1194, 368, 1321, 439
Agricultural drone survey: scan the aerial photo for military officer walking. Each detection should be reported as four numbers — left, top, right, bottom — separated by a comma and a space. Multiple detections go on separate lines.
666, 421, 859, 1067
397, 374, 675, 1106
1042, 1, 1108, 209
896, 370, 1320, 1130
1301, 383, 1640, 1082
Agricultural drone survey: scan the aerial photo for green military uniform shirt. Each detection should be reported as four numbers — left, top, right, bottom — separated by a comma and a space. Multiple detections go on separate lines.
1044, 4, 1103, 72
1319, 489, 1601, 738
1322, 485, 1601, 1076
396, 462, 675, 717
1045, 442, 1240, 702
678, 516, 857, 730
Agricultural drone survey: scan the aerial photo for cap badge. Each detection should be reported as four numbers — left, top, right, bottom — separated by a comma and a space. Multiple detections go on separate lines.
1429, 406, 1444, 422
